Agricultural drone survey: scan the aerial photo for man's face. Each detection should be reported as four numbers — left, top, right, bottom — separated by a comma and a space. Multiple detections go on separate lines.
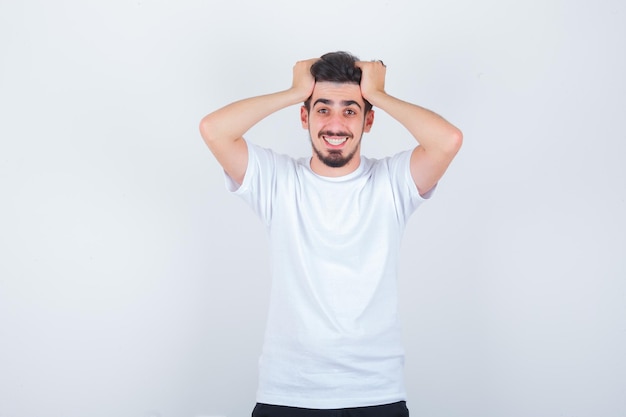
301, 81, 374, 176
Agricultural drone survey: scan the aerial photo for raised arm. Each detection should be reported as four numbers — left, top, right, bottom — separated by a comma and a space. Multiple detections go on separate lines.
356, 61, 463, 196
199, 59, 317, 185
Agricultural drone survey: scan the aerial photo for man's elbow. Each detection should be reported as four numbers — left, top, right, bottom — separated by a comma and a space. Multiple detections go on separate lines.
199, 115, 217, 145
444, 127, 463, 157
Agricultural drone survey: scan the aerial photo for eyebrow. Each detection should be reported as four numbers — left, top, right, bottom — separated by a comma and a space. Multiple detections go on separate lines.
313, 98, 362, 110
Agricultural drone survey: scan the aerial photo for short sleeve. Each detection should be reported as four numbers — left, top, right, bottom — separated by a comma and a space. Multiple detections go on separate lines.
223, 140, 278, 226
385, 149, 436, 223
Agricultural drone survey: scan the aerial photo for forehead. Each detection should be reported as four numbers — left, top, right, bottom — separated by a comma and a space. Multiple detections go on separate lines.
311, 82, 364, 107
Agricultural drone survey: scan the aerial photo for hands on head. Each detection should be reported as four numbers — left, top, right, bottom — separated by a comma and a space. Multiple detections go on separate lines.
291, 57, 387, 105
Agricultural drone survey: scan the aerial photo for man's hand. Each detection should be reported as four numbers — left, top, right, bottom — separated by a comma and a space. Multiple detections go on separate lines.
290, 58, 318, 102
355, 60, 387, 104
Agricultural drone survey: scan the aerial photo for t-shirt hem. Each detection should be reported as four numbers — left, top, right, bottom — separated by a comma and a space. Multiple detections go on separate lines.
256, 392, 406, 410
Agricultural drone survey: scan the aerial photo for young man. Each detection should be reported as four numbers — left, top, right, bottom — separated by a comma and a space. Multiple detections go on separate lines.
199, 52, 462, 416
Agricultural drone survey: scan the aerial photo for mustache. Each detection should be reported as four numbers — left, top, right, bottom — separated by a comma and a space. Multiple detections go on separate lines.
318, 130, 353, 139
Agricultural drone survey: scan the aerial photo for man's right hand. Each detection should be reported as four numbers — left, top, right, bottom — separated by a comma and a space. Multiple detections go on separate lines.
290, 58, 318, 102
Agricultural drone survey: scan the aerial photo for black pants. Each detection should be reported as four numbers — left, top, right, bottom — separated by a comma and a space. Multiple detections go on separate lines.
252, 401, 409, 417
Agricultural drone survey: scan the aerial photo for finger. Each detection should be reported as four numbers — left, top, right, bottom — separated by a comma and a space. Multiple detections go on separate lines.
355, 60, 386, 70
304, 57, 320, 66
368, 59, 386, 67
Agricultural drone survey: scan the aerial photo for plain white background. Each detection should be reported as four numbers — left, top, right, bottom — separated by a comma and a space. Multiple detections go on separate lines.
1, 0, 625, 416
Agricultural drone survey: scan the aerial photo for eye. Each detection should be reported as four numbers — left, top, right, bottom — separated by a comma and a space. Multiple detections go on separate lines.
317, 108, 328, 114
344, 109, 357, 116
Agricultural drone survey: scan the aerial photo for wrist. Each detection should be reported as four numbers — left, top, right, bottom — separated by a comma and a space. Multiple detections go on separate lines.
286, 86, 312, 105
363, 89, 388, 108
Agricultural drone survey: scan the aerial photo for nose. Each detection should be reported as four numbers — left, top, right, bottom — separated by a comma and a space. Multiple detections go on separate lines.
326, 111, 347, 128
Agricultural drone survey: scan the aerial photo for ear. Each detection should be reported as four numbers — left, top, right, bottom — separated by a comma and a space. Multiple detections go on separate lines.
363, 109, 375, 133
300, 106, 309, 129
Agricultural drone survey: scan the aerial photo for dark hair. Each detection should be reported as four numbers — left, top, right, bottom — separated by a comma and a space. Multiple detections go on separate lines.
304, 51, 373, 113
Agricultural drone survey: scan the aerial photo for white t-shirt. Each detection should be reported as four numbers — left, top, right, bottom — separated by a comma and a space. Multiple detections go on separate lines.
226, 141, 430, 409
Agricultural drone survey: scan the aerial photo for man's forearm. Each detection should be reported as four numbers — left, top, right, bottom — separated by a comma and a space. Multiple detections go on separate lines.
200, 59, 318, 146
368, 91, 462, 154
199, 89, 303, 146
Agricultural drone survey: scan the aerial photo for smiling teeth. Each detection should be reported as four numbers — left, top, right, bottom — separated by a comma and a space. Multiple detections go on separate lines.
325, 137, 348, 145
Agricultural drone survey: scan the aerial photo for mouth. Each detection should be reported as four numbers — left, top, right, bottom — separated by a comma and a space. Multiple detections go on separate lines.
322, 135, 350, 148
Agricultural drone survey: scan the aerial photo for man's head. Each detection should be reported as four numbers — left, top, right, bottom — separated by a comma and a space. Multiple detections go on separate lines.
304, 51, 373, 113
301, 51, 375, 176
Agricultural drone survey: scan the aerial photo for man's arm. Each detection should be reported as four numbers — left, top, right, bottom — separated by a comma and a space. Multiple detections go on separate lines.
199, 59, 317, 185
356, 61, 463, 196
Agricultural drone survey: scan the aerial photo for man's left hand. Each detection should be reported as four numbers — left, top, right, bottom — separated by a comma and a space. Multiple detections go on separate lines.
355, 60, 387, 103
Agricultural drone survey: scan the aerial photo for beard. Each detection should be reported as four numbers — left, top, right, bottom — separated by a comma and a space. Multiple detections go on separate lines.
310, 130, 360, 168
